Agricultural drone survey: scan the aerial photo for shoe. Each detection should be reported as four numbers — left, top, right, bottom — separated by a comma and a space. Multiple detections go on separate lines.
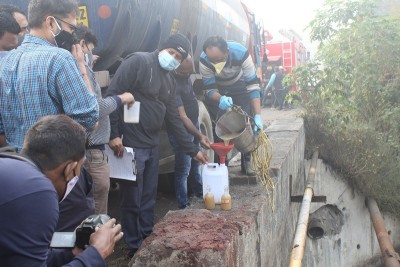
243, 161, 255, 175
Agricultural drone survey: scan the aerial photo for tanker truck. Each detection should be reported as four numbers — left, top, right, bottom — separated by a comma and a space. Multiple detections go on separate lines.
7, 0, 262, 174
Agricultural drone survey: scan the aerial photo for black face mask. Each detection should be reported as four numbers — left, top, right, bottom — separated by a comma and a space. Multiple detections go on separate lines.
50, 17, 78, 51
54, 30, 77, 51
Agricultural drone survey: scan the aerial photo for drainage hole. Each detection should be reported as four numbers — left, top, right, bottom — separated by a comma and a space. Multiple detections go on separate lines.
357, 244, 360, 249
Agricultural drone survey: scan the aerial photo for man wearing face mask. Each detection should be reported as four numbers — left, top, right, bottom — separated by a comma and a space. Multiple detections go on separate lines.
200, 36, 263, 175
0, 0, 98, 151
107, 33, 209, 258
74, 25, 135, 215
0, 115, 123, 267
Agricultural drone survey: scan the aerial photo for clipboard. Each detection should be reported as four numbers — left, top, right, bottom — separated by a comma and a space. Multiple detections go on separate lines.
105, 145, 137, 181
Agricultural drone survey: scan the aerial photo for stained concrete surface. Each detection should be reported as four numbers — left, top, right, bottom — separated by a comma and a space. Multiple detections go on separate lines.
105, 106, 303, 266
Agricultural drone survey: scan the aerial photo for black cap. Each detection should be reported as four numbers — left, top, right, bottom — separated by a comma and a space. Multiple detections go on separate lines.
160, 33, 190, 60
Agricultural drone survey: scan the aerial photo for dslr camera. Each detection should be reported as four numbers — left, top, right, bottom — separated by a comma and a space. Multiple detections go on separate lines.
50, 214, 111, 249
75, 214, 111, 249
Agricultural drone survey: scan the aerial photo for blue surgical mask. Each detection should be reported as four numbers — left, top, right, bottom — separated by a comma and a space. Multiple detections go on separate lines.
158, 50, 180, 71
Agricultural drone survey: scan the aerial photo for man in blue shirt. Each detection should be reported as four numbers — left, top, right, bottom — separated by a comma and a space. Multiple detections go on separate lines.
200, 36, 263, 175
266, 66, 286, 110
0, 0, 99, 151
0, 115, 123, 267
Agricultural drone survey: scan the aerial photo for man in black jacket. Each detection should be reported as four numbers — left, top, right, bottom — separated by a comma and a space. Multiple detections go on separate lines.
107, 33, 208, 258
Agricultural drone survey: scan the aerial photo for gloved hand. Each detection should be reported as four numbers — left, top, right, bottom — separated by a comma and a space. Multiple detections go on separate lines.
253, 114, 263, 134
218, 95, 233, 110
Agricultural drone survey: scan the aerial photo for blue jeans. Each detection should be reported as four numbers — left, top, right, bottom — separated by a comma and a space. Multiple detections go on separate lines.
168, 133, 202, 208
119, 147, 159, 252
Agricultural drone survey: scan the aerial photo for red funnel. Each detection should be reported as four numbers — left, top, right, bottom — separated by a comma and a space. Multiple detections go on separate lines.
210, 142, 234, 164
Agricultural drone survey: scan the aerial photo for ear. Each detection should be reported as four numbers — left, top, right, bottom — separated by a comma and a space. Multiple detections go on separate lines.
63, 161, 78, 182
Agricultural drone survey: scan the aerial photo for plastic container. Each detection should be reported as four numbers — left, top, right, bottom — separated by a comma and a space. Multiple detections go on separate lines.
124, 101, 140, 123
202, 163, 229, 204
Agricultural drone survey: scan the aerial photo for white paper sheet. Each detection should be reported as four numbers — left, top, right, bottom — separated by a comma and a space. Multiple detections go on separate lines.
105, 145, 136, 181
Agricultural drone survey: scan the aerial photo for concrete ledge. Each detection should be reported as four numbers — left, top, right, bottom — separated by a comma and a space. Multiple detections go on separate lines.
130, 117, 305, 267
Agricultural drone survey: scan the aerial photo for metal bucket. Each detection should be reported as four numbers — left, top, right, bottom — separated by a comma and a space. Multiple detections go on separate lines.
215, 108, 258, 153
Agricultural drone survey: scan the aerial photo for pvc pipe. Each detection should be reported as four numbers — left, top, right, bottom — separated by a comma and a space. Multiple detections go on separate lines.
289, 151, 319, 267
367, 198, 400, 267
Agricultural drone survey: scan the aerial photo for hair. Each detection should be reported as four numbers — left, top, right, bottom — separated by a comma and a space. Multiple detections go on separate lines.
0, 11, 21, 38
28, 0, 79, 28
202, 36, 228, 54
274, 66, 280, 72
74, 24, 98, 47
21, 115, 87, 171
0, 4, 26, 16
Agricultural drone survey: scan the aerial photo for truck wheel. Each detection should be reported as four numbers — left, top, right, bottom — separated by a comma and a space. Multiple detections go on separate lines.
198, 100, 214, 162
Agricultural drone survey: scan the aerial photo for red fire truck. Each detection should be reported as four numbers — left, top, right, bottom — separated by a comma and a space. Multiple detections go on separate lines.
262, 29, 308, 78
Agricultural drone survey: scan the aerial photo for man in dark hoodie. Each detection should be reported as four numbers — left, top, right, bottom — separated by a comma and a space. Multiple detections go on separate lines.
107, 33, 208, 258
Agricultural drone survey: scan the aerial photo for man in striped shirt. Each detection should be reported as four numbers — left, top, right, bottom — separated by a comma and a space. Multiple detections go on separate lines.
200, 36, 263, 175
74, 25, 134, 214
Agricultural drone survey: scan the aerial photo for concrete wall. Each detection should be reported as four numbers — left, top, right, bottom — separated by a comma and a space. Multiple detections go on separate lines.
129, 117, 306, 267
128, 117, 399, 266
303, 159, 400, 267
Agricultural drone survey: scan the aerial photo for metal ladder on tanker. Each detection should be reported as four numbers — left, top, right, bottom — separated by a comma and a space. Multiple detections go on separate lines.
281, 41, 293, 71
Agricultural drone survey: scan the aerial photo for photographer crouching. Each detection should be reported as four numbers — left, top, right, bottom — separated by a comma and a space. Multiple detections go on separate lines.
0, 115, 123, 266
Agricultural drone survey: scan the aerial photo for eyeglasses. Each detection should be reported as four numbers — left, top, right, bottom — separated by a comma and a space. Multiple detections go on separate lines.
53, 16, 77, 32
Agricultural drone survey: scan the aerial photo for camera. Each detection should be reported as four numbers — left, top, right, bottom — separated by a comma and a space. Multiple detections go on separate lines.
75, 214, 111, 249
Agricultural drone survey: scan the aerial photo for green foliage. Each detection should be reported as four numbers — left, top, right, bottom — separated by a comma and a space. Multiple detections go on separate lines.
299, 0, 400, 216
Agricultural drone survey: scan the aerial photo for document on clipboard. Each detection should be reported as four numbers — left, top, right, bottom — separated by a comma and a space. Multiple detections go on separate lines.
105, 145, 136, 181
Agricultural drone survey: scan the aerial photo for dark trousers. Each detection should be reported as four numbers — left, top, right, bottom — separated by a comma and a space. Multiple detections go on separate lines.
119, 147, 159, 251
273, 88, 287, 109
205, 80, 251, 167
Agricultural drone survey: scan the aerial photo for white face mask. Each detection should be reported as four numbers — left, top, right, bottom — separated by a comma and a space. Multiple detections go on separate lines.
59, 176, 79, 203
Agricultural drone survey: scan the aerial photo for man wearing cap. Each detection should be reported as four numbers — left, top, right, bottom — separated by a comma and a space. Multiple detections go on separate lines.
107, 33, 208, 258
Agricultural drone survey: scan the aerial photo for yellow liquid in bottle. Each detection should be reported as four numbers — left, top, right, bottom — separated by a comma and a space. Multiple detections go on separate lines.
221, 193, 232, 210
204, 193, 215, 210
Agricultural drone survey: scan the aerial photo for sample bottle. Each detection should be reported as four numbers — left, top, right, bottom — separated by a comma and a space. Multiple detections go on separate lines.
220, 186, 232, 211
204, 186, 215, 210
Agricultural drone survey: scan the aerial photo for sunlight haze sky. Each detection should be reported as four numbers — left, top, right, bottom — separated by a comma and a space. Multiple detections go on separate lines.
241, 0, 324, 49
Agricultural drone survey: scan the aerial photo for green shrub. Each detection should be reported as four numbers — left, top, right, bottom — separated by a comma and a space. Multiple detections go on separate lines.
298, 0, 400, 217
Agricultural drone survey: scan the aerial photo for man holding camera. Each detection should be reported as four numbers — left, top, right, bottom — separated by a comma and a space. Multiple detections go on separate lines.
0, 115, 123, 266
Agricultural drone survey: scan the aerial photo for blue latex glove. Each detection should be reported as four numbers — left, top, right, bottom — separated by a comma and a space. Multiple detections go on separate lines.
218, 95, 233, 110
253, 114, 263, 134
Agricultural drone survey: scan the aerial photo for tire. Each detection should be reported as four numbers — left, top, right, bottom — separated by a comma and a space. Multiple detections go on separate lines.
198, 100, 214, 163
